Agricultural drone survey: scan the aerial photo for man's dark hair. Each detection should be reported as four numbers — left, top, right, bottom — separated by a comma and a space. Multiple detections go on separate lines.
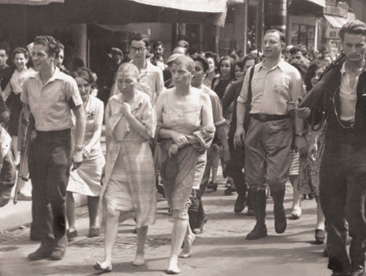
34, 35, 60, 56
153, 41, 164, 50
0, 41, 11, 56
242, 54, 256, 67
265, 29, 286, 44
289, 45, 307, 56
130, 33, 149, 48
339, 20, 366, 41
304, 60, 325, 92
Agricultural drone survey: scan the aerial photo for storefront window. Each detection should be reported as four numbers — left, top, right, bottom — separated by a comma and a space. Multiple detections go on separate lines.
291, 23, 315, 50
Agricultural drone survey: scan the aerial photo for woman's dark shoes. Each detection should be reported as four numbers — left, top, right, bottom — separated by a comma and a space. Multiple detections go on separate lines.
207, 181, 218, 191
94, 261, 112, 272
88, 227, 100, 238
314, 229, 326, 244
67, 229, 78, 241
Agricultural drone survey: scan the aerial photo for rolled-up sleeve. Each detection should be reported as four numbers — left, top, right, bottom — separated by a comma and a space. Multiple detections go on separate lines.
64, 78, 83, 107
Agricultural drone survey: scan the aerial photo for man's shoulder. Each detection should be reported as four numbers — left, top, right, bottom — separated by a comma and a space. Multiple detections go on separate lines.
201, 85, 219, 100
146, 61, 162, 74
279, 60, 301, 74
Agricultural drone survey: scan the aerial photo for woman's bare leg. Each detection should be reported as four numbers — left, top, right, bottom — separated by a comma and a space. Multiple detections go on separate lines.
180, 224, 196, 258
167, 210, 188, 273
66, 192, 76, 231
133, 225, 148, 266
87, 196, 100, 229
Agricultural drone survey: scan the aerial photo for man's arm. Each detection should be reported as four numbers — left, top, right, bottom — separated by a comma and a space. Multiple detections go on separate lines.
71, 104, 86, 170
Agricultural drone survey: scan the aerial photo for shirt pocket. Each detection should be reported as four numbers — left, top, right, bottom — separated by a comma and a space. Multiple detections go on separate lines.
273, 79, 291, 100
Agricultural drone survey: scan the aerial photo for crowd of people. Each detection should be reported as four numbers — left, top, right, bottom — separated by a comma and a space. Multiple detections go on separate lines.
0, 19, 365, 276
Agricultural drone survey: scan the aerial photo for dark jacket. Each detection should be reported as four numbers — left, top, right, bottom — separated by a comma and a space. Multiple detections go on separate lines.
311, 69, 366, 166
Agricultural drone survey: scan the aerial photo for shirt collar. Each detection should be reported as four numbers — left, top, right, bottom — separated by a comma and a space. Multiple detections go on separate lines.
34, 66, 63, 84
341, 60, 366, 76
257, 58, 286, 72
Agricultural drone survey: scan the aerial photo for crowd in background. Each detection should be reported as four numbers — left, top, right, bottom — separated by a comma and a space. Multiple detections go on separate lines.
0, 20, 365, 276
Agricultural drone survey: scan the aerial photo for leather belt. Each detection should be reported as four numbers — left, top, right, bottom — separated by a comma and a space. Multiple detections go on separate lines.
251, 113, 289, 122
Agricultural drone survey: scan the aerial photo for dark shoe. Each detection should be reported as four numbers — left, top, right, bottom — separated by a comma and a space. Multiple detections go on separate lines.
315, 229, 326, 244
67, 229, 78, 241
234, 194, 246, 214
308, 193, 314, 199
49, 249, 65, 261
246, 223, 268, 240
94, 261, 112, 272
271, 189, 287, 234
207, 181, 218, 191
350, 267, 365, 276
28, 244, 53, 261
88, 228, 100, 238
0, 184, 13, 207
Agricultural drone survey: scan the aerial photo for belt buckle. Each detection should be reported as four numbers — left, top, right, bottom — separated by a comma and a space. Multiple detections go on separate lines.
258, 114, 267, 122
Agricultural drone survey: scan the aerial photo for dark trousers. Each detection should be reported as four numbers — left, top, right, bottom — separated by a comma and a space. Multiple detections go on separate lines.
320, 143, 366, 273
29, 129, 71, 249
226, 138, 247, 195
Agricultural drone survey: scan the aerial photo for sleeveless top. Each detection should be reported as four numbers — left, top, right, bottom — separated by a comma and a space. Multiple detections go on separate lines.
162, 90, 202, 135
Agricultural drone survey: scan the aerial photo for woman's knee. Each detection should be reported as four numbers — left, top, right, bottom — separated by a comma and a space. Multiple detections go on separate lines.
172, 209, 188, 220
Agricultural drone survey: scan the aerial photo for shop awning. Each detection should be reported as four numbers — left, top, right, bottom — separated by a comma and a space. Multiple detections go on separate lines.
324, 14, 348, 28
128, 0, 227, 13
306, 0, 325, 8
0, 0, 63, 4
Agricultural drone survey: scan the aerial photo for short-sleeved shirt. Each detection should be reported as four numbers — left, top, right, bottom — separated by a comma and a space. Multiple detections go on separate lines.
21, 67, 83, 131
237, 59, 304, 115
200, 85, 226, 127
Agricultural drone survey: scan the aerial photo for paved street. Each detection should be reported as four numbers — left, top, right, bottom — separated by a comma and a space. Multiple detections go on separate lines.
0, 182, 331, 276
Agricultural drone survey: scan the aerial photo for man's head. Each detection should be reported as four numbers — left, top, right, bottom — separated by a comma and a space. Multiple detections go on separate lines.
130, 33, 148, 62
55, 41, 65, 67
0, 42, 10, 68
152, 41, 164, 60
32, 35, 60, 72
262, 29, 286, 60
111, 48, 123, 64
339, 20, 366, 64
242, 54, 256, 75
289, 45, 308, 65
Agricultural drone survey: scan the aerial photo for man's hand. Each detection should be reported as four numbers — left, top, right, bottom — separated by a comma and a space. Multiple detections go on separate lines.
295, 106, 311, 119
234, 125, 245, 149
295, 136, 308, 157
72, 150, 83, 170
